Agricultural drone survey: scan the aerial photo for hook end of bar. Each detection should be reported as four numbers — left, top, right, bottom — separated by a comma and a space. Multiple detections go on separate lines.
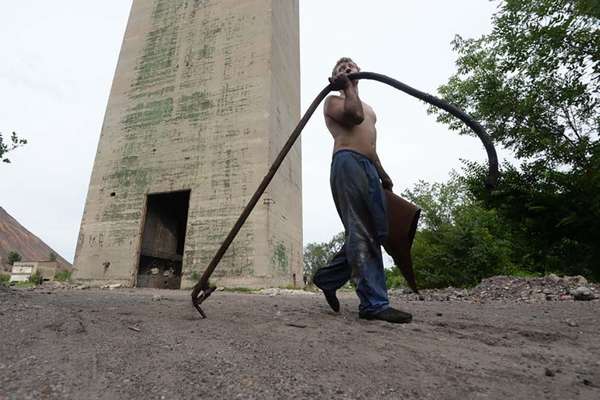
191, 283, 216, 319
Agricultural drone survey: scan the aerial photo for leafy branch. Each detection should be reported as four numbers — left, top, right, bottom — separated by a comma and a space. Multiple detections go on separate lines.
0, 131, 28, 164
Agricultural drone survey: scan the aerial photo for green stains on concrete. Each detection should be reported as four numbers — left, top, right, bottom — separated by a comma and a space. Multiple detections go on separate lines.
177, 91, 212, 123
123, 91, 215, 130
121, 142, 143, 158
109, 168, 150, 190
125, 0, 179, 133
130, 85, 175, 101
133, 0, 184, 93
122, 98, 174, 130
197, 44, 215, 60
101, 190, 144, 226
272, 242, 289, 273
134, 26, 178, 89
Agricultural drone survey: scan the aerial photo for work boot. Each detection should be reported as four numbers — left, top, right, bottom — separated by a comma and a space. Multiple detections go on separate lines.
323, 289, 340, 312
359, 307, 412, 324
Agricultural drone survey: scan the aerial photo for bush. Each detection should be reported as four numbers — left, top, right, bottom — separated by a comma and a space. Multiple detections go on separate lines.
54, 270, 72, 282
28, 271, 43, 285
385, 268, 406, 289
7, 251, 21, 265
190, 271, 199, 282
0, 273, 10, 286
411, 204, 514, 288
403, 176, 514, 289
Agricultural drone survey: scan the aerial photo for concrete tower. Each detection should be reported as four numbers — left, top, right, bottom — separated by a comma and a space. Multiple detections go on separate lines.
73, 0, 302, 289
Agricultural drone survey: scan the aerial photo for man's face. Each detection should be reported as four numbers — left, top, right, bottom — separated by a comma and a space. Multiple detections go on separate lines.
334, 60, 360, 76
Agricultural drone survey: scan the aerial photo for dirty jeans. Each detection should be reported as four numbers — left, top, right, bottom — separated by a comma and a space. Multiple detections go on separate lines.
313, 149, 390, 314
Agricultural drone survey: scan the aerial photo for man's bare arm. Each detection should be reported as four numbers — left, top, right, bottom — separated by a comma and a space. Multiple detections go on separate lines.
325, 75, 364, 126
373, 153, 393, 191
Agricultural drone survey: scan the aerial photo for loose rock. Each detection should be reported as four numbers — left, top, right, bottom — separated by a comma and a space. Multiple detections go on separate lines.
572, 286, 594, 301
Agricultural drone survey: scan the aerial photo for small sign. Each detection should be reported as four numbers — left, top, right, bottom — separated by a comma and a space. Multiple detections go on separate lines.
12, 265, 34, 274
9, 274, 30, 283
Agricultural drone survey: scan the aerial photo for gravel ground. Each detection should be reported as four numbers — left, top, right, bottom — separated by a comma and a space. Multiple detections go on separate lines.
1, 284, 599, 400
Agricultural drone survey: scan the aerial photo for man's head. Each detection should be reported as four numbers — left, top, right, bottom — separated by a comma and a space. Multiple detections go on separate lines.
331, 57, 360, 78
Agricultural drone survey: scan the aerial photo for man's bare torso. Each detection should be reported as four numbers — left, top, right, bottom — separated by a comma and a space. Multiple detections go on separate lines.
325, 95, 377, 161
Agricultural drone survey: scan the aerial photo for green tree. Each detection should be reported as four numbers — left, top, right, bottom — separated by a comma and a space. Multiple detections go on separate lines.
303, 232, 344, 283
0, 131, 27, 164
385, 268, 407, 289
7, 251, 22, 265
401, 177, 514, 288
431, 0, 600, 280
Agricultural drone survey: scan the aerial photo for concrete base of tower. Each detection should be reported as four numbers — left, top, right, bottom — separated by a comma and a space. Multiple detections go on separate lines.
181, 275, 304, 290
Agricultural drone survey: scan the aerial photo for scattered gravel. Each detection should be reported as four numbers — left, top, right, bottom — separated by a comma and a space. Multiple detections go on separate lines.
389, 274, 599, 303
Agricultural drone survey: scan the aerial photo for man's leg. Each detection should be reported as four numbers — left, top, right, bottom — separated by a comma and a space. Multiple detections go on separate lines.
313, 244, 350, 312
345, 228, 411, 323
345, 225, 390, 315
332, 152, 411, 323
329, 154, 390, 315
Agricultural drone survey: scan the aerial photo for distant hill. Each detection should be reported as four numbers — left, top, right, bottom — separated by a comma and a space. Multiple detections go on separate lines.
0, 207, 72, 271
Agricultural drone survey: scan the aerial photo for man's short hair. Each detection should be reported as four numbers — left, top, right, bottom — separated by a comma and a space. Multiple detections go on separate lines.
331, 57, 358, 77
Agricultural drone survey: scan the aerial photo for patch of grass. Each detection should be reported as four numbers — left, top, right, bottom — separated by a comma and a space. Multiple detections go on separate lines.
279, 284, 300, 290
222, 287, 257, 293
0, 273, 10, 286
54, 270, 72, 282
29, 272, 43, 285
13, 281, 36, 288
190, 271, 200, 281
301, 284, 320, 292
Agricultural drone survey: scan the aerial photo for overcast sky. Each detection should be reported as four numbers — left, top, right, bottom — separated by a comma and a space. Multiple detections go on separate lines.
0, 0, 501, 263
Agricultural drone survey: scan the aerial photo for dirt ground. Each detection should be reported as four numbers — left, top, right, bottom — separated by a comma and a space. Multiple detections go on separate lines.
1, 285, 599, 400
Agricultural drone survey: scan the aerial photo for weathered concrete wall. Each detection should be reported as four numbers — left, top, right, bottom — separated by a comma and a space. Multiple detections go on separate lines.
73, 0, 301, 288
11, 261, 58, 282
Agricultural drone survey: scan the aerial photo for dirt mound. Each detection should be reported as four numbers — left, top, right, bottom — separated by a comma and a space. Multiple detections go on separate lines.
0, 207, 71, 271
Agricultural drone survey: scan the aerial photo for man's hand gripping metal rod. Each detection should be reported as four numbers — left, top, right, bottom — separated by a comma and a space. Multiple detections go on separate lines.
191, 72, 499, 318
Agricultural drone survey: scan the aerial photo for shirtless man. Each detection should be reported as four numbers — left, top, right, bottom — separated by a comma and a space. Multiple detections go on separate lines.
312, 57, 412, 324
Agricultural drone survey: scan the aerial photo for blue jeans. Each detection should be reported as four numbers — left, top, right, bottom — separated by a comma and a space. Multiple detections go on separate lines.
313, 150, 390, 314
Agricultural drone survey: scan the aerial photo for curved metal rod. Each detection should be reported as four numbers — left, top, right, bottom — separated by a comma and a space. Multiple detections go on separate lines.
191, 71, 499, 318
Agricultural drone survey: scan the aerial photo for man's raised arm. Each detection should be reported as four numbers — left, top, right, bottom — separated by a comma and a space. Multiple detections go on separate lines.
324, 74, 364, 126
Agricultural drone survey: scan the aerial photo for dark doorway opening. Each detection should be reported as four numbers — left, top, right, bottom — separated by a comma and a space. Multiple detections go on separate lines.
136, 190, 190, 289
